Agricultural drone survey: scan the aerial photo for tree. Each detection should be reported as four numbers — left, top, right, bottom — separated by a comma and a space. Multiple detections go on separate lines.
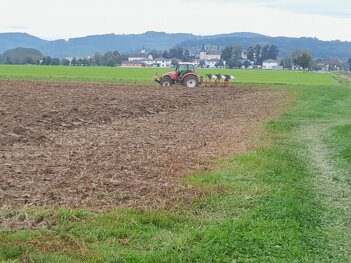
167, 47, 183, 59
149, 50, 162, 59
268, 45, 279, 60
162, 50, 169, 59
228, 57, 242, 69
0, 47, 43, 64
106, 57, 117, 67
246, 44, 279, 65
61, 58, 70, 66
221, 46, 233, 63
215, 59, 225, 68
71, 57, 78, 66
247, 47, 255, 61
261, 45, 270, 61
348, 57, 351, 71
232, 46, 242, 60
162, 47, 190, 60
103, 51, 118, 67
292, 50, 313, 70
93, 53, 104, 66
253, 44, 262, 65
25, 57, 35, 64
181, 49, 191, 62
221, 46, 242, 67
280, 56, 292, 69
51, 58, 60, 65
41, 56, 52, 65
242, 60, 252, 69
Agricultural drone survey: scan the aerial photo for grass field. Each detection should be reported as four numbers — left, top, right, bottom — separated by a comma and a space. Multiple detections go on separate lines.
0, 64, 336, 86
1, 67, 350, 262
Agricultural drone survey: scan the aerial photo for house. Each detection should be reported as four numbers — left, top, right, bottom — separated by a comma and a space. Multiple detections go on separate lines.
198, 46, 223, 67
121, 61, 145, 67
128, 54, 153, 61
205, 59, 221, 68
240, 59, 254, 69
192, 59, 201, 67
154, 57, 172, 68
206, 50, 221, 60
199, 47, 221, 61
141, 58, 155, 67
128, 48, 153, 62
262, 59, 281, 70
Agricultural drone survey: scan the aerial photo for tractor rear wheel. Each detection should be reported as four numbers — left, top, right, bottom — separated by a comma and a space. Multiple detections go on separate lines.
183, 76, 198, 88
160, 77, 172, 87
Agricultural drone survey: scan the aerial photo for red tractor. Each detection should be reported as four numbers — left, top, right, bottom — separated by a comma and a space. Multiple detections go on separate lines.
153, 62, 199, 88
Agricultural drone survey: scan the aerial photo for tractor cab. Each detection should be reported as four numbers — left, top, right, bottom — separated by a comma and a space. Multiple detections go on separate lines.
176, 63, 195, 78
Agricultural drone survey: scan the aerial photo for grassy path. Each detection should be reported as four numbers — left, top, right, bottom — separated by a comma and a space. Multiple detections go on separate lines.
292, 75, 351, 261
1, 73, 351, 262
299, 122, 351, 261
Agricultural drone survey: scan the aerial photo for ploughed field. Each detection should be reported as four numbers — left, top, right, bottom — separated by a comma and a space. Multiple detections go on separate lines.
0, 80, 288, 209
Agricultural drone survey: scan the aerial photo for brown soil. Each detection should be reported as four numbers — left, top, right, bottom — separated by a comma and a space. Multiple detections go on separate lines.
0, 80, 290, 210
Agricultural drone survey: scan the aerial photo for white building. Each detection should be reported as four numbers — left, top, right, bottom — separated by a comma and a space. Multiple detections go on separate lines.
154, 57, 173, 68
241, 50, 248, 60
142, 58, 155, 67
205, 50, 221, 60
128, 54, 153, 61
200, 49, 221, 61
262, 59, 281, 70
205, 59, 222, 68
199, 46, 223, 67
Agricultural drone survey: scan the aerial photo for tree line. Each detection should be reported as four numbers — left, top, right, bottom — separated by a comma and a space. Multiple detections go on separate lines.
1, 46, 351, 71
221, 44, 280, 69
0, 48, 128, 67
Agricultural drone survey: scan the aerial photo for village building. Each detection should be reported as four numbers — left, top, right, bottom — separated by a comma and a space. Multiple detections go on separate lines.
262, 59, 282, 70
154, 57, 172, 68
198, 45, 223, 68
199, 45, 221, 61
205, 50, 221, 60
121, 61, 145, 67
205, 59, 223, 68
128, 54, 153, 61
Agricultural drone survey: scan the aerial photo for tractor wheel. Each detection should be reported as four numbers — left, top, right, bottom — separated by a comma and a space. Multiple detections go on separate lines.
183, 76, 198, 88
160, 77, 172, 87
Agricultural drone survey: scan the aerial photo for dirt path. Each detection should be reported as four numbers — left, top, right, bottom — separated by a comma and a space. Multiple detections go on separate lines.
0, 80, 290, 209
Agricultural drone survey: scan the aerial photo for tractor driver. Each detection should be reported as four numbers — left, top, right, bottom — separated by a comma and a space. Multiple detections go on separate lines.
178, 64, 188, 78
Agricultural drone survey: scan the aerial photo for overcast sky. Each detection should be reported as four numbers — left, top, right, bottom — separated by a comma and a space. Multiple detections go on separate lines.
1, 0, 351, 41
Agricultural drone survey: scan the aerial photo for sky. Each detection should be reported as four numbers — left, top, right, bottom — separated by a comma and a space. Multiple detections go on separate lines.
1, 0, 351, 41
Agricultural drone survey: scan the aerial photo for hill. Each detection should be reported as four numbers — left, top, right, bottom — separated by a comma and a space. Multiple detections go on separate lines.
0, 47, 43, 64
0, 33, 47, 51
178, 35, 351, 59
0, 32, 199, 58
0, 32, 350, 59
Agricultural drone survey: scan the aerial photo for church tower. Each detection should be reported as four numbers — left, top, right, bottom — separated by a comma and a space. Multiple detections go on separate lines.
199, 44, 207, 60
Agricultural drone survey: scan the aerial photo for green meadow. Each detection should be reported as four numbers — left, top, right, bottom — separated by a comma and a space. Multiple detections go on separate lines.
1, 67, 350, 262
0, 64, 335, 86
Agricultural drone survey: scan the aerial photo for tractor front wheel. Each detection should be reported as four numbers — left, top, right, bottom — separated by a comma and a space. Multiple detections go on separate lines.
183, 76, 198, 88
160, 77, 172, 87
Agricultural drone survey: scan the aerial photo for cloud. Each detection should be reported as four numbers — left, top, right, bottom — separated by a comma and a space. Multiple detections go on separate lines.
263, 0, 351, 18
184, 0, 351, 18
1, 0, 350, 41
